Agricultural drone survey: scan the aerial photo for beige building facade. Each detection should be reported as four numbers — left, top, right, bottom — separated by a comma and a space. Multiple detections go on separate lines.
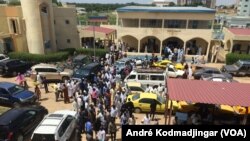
0, 0, 80, 54
116, 6, 216, 62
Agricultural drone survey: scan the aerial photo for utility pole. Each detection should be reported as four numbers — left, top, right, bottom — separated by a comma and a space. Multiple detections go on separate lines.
93, 24, 96, 62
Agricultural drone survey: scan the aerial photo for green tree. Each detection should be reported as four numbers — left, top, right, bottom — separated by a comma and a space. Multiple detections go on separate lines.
0, 0, 6, 4
169, 2, 175, 6
8, 0, 20, 6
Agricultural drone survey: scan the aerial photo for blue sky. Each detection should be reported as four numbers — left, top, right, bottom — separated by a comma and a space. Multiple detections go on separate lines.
61, 0, 236, 5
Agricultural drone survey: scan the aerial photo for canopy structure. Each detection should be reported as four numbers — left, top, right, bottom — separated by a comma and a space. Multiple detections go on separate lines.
165, 78, 250, 124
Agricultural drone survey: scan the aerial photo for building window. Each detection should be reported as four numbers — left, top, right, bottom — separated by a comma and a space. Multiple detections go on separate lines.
67, 39, 71, 43
44, 40, 50, 48
65, 20, 70, 24
245, 5, 248, 7
41, 6, 47, 13
243, 10, 247, 12
54, 20, 56, 24
9, 19, 19, 34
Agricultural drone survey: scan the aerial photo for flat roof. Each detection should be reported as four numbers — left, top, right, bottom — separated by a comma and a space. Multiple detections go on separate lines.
228, 28, 250, 36
167, 79, 250, 107
117, 6, 216, 13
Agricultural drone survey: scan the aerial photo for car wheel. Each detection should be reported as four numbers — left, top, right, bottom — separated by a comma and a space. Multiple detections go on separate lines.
16, 133, 24, 141
134, 108, 142, 113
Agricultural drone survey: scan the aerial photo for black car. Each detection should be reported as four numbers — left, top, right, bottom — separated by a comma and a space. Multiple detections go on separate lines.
72, 54, 91, 69
0, 59, 31, 76
0, 105, 48, 141
193, 67, 232, 80
72, 62, 102, 82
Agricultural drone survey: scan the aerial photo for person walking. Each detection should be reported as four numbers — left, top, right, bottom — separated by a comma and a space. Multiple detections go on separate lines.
108, 119, 117, 141
63, 84, 70, 103
150, 100, 157, 120
43, 77, 49, 93
34, 84, 41, 101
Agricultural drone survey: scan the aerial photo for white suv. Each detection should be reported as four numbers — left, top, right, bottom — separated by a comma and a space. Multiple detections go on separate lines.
30, 63, 73, 82
31, 110, 77, 141
0, 54, 9, 62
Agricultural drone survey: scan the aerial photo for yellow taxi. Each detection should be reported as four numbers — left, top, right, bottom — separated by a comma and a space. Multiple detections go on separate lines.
152, 60, 184, 70
126, 92, 179, 113
125, 82, 145, 95
177, 101, 235, 115
233, 106, 250, 114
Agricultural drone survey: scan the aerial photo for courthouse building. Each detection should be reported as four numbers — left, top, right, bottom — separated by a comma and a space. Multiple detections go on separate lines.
0, 0, 79, 54
116, 6, 217, 61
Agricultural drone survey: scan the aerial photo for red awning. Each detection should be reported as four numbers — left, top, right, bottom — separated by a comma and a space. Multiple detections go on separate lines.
228, 28, 250, 36
84, 26, 116, 35
167, 78, 250, 107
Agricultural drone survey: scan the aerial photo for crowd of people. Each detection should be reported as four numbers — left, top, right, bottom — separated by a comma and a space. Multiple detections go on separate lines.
14, 41, 205, 140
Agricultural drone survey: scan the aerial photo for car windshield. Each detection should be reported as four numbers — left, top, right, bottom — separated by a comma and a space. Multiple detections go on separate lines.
234, 61, 242, 68
8, 85, 24, 95
56, 66, 64, 72
75, 69, 90, 75
132, 93, 140, 101
157, 95, 165, 104
31, 134, 55, 141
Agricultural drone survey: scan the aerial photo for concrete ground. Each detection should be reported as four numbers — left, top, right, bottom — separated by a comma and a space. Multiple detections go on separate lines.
1, 63, 250, 140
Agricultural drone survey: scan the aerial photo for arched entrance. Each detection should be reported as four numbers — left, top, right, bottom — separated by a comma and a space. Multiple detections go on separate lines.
162, 37, 184, 54
121, 35, 138, 52
162, 37, 184, 48
140, 36, 160, 53
186, 38, 208, 55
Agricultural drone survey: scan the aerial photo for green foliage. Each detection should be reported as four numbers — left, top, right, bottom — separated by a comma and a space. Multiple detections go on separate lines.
169, 2, 175, 6
108, 13, 116, 25
8, 0, 20, 6
75, 48, 108, 57
58, 48, 76, 56
0, 0, 6, 4
8, 52, 70, 63
226, 53, 250, 65
52, 0, 62, 6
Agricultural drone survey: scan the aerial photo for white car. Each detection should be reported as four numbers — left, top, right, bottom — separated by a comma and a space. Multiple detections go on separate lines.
0, 54, 9, 62
31, 110, 77, 141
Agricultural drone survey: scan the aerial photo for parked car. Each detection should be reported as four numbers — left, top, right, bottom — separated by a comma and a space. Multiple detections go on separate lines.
0, 82, 37, 107
221, 60, 250, 76
30, 63, 73, 83
0, 54, 9, 62
115, 58, 133, 74
72, 62, 102, 82
124, 68, 167, 87
166, 64, 185, 78
0, 105, 48, 141
0, 59, 32, 76
177, 102, 235, 116
31, 110, 77, 141
125, 82, 145, 95
152, 59, 184, 70
72, 54, 91, 69
200, 74, 237, 82
126, 92, 179, 113
193, 67, 232, 80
